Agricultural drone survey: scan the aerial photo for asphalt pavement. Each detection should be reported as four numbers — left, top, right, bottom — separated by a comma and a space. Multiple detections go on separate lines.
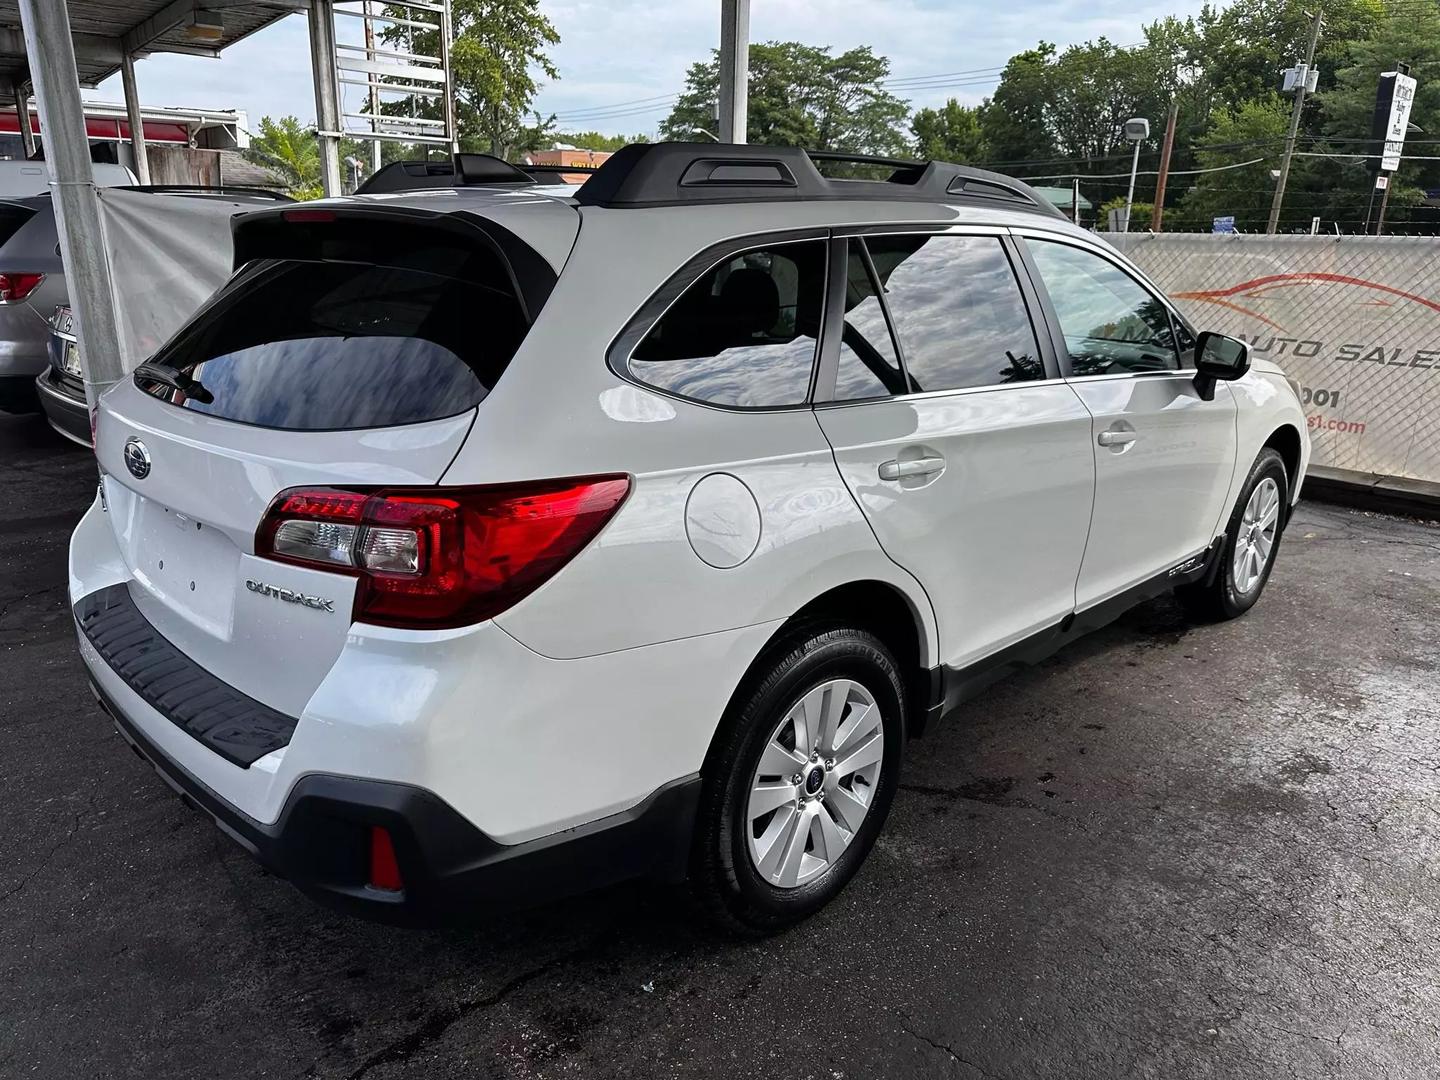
3, 409, 1438, 1079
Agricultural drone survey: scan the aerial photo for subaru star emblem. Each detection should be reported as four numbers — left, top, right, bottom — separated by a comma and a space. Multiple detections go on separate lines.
123, 437, 151, 480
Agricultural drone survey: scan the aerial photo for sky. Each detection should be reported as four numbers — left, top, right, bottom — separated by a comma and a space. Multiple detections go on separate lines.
83, 0, 1212, 142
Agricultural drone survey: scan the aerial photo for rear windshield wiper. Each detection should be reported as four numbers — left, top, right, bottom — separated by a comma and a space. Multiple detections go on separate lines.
134, 361, 214, 405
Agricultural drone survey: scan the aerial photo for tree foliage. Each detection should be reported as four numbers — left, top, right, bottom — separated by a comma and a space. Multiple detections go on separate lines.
662, 43, 910, 156
911, 100, 985, 163
243, 115, 322, 199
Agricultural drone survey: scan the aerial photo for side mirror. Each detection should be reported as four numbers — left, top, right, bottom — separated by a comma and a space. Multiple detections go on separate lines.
1193, 331, 1249, 401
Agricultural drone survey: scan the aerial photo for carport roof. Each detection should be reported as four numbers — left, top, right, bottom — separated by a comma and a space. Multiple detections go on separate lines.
0, 0, 304, 89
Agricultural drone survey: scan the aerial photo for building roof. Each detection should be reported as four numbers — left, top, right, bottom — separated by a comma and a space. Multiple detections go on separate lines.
0, 1, 302, 89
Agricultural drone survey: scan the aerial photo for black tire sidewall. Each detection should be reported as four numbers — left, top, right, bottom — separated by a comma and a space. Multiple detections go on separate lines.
699, 629, 905, 932
1217, 449, 1289, 617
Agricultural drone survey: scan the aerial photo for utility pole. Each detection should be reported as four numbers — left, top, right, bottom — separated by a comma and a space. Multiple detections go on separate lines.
1151, 100, 1178, 232
1267, 9, 1323, 234
1072, 177, 1080, 225
363, 0, 381, 174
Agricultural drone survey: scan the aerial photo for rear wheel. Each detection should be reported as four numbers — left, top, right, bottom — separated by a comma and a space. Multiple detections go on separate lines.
1179, 447, 1289, 621
690, 626, 905, 935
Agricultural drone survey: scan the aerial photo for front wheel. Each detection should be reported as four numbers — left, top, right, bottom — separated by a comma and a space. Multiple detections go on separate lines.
1179, 447, 1289, 621
690, 627, 905, 935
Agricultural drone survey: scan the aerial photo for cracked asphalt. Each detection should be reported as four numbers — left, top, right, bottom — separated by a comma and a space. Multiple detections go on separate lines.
3, 409, 1439, 1079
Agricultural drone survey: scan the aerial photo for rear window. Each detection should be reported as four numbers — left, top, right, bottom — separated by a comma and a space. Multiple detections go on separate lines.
137, 249, 527, 431
0, 203, 37, 250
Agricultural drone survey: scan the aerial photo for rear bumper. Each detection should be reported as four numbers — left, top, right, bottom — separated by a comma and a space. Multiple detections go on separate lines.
35, 366, 90, 445
91, 672, 700, 924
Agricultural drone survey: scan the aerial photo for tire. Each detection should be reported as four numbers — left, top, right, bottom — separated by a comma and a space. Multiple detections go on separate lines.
690, 626, 906, 935
1178, 447, 1289, 621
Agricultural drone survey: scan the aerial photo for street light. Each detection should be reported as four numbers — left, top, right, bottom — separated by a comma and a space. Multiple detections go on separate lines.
1122, 117, 1149, 234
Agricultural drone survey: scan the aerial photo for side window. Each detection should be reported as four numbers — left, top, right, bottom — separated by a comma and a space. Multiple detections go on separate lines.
1026, 239, 1181, 376
628, 240, 826, 408
865, 234, 1045, 392
833, 240, 908, 401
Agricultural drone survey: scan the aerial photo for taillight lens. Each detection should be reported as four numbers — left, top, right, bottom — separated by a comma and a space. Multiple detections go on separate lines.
255, 476, 630, 629
0, 272, 44, 303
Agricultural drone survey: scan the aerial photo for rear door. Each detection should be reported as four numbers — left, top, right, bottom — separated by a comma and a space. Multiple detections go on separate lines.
93, 207, 569, 718
1016, 232, 1237, 609
813, 229, 1095, 671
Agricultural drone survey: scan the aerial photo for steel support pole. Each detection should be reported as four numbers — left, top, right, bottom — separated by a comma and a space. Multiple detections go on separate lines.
363, 1, 381, 173
120, 53, 150, 185
307, 0, 343, 195
13, 81, 35, 158
718, 0, 750, 143
1267, 10, 1323, 235
439, 0, 458, 154
17, 0, 126, 412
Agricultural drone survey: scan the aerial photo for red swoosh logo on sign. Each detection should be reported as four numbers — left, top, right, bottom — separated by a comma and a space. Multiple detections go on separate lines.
1171, 272, 1440, 335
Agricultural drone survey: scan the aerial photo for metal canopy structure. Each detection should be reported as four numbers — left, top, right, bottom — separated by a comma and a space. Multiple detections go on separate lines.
0, 0, 301, 88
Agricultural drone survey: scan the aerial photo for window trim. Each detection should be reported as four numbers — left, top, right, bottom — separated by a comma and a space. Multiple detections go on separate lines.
813, 225, 1062, 407
1012, 228, 1198, 381
605, 228, 832, 414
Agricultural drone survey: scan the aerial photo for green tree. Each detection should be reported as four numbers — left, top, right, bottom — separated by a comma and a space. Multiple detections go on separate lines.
243, 115, 322, 199
1316, 0, 1440, 225
911, 99, 986, 162
980, 44, 1058, 164
1174, 95, 1294, 230
661, 42, 910, 156
379, 0, 559, 158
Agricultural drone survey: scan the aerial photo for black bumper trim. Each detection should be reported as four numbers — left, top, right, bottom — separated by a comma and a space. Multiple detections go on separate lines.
90, 676, 700, 923
75, 583, 296, 767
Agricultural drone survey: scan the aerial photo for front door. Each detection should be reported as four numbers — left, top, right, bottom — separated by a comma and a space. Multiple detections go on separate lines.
1018, 234, 1238, 609
814, 231, 1095, 671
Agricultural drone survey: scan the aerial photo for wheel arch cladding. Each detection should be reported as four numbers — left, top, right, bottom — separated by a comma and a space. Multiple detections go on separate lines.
1263, 424, 1302, 497
708, 580, 930, 772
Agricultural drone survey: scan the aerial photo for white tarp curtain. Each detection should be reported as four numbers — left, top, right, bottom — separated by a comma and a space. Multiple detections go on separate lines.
1107, 233, 1440, 488
95, 187, 255, 370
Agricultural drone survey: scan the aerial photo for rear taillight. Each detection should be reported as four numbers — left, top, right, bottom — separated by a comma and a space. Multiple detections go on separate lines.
0, 272, 44, 303
255, 476, 630, 629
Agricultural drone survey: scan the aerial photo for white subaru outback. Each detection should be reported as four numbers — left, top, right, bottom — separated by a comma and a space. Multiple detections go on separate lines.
70, 144, 1308, 932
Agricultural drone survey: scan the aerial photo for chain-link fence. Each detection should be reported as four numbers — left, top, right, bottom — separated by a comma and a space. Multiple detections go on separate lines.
1106, 233, 1440, 486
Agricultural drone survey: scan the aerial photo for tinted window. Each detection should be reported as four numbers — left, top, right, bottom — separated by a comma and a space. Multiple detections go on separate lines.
629, 241, 825, 408
866, 234, 1044, 392
138, 254, 525, 430
833, 241, 908, 401
1027, 239, 1181, 375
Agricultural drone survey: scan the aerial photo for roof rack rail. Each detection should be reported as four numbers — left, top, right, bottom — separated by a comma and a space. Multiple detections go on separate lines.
355, 153, 538, 195
572, 142, 1065, 217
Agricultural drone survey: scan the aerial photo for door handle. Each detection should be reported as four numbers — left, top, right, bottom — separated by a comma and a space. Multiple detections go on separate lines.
878, 456, 945, 481
1097, 430, 1139, 447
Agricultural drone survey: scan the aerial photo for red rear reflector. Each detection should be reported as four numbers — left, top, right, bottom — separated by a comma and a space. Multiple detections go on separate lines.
255, 476, 631, 630
0, 272, 44, 303
368, 826, 403, 892
282, 208, 337, 223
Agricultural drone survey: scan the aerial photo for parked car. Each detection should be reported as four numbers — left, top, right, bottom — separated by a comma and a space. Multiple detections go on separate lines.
70, 144, 1310, 931
17, 186, 292, 436
0, 197, 66, 413
35, 303, 87, 444
0, 165, 135, 411
0, 159, 135, 200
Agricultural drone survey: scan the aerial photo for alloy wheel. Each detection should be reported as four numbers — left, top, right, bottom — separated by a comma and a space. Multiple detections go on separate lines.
745, 678, 884, 889
1233, 476, 1281, 594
